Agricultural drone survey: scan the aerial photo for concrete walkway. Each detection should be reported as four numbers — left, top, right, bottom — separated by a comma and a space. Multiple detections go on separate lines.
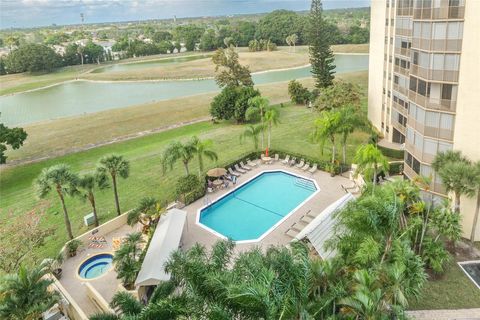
407, 308, 480, 320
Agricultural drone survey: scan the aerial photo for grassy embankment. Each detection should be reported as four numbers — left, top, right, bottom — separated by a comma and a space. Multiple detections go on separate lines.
0, 44, 367, 96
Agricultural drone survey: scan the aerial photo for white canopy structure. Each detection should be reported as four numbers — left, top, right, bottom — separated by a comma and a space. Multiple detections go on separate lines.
294, 193, 355, 259
135, 208, 187, 287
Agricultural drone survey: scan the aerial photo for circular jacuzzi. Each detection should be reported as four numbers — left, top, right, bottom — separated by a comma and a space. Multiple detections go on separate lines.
78, 253, 113, 279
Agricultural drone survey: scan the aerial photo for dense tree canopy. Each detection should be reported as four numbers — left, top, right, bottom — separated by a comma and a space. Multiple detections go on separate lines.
0, 119, 27, 164
210, 86, 260, 123
212, 46, 253, 88
4, 43, 61, 73
255, 10, 306, 45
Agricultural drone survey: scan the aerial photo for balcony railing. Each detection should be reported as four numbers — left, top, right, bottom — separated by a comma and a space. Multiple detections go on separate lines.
407, 115, 454, 141
403, 164, 446, 195
412, 38, 463, 52
396, 28, 412, 37
405, 141, 435, 164
408, 91, 457, 112
397, 7, 413, 16
413, 6, 465, 20
394, 65, 410, 77
391, 120, 406, 135
392, 101, 408, 115
395, 47, 411, 57
393, 83, 409, 96
410, 64, 459, 82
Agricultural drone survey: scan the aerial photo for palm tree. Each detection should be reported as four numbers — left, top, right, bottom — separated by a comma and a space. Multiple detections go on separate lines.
76, 172, 109, 227
127, 197, 163, 230
264, 107, 280, 149
240, 124, 264, 151
34, 164, 78, 240
337, 106, 369, 164
471, 161, 480, 243
113, 232, 144, 290
290, 34, 298, 52
77, 45, 85, 65
353, 144, 389, 185
246, 96, 269, 149
96, 154, 130, 216
190, 136, 218, 176
435, 159, 476, 214
311, 110, 341, 163
0, 261, 59, 320
160, 140, 196, 176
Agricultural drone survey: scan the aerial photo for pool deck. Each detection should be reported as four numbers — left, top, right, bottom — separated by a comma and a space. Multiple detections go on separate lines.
58, 162, 352, 316
58, 223, 140, 316
181, 162, 352, 253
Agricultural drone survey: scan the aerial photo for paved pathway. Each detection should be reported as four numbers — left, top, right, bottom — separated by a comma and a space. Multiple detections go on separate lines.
407, 308, 480, 320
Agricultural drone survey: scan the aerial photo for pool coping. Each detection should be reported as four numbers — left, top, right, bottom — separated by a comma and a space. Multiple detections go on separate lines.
76, 252, 115, 282
196, 169, 320, 244
458, 260, 480, 290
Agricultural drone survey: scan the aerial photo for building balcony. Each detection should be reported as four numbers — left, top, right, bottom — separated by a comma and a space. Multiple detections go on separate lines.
391, 120, 406, 135
392, 101, 408, 115
407, 116, 454, 141
405, 141, 436, 164
393, 83, 409, 96
403, 163, 447, 195
397, 7, 413, 16
408, 91, 456, 112
396, 28, 412, 37
410, 64, 459, 83
394, 65, 410, 77
395, 47, 411, 58
413, 6, 465, 20
412, 38, 463, 52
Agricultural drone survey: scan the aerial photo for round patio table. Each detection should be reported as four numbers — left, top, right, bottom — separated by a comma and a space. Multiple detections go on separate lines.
262, 156, 272, 163
213, 179, 223, 187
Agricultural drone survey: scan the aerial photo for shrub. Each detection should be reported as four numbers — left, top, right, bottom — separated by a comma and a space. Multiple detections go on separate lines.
288, 80, 311, 105
210, 86, 260, 123
378, 145, 405, 160
175, 174, 206, 205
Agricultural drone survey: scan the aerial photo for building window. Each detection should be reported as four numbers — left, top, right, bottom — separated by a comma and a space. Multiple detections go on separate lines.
441, 84, 453, 100
393, 128, 406, 144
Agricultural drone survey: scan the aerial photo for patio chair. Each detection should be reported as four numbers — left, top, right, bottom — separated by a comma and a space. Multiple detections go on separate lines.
234, 164, 247, 174
228, 167, 240, 177
281, 155, 290, 165
240, 161, 252, 170
274, 154, 279, 162
289, 157, 297, 166
308, 164, 318, 174
301, 163, 310, 171
246, 158, 258, 167
295, 159, 305, 168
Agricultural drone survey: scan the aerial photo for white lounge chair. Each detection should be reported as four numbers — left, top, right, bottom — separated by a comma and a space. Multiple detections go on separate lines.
234, 164, 246, 174
289, 157, 297, 166
228, 167, 240, 177
246, 158, 257, 167
308, 164, 318, 174
274, 154, 279, 162
301, 163, 310, 171
240, 161, 252, 170
281, 155, 290, 165
296, 159, 305, 168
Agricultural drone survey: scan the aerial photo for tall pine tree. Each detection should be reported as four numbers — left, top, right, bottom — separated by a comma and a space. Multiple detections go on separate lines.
308, 0, 335, 88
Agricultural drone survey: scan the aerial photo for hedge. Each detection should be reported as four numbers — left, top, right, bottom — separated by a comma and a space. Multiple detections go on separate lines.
378, 145, 404, 160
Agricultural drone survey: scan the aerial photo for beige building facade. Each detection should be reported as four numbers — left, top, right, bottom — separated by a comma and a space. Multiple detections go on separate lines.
368, 0, 480, 240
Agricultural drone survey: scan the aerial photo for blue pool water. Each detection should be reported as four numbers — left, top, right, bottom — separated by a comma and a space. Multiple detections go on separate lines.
78, 253, 113, 279
199, 171, 317, 241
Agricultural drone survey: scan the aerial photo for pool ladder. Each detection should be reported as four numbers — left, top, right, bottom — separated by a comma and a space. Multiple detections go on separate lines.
294, 178, 316, 191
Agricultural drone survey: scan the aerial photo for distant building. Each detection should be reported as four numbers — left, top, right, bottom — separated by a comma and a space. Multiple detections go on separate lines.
368, 0, 480, 240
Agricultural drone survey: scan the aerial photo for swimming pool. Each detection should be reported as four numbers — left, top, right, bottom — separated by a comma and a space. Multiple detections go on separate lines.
198, 171, 319, 242
78, 253, 113, 279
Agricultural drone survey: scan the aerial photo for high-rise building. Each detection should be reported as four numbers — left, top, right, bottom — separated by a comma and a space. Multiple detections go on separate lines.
368, 0, 480, 240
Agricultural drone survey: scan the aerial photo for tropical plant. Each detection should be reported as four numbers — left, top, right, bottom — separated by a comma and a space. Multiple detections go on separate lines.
245, 96, 269, 148
113, 232, 144, 290
190, 136, 218, 176
264, 107, 280, 149
0, 261, 59, 320
66, 239, 82, 257
0, 118, 28, 164
240, 124, 264, 151
310, 109, 341, 163
127, 197, 163, 231
314, 81, 361, 111
432, 151, 476, 214
76, 172, 109, 227
96, 154, 130, 216
160, 140, 196, 176
337, 105, 370, 164
287, 80, 311, 105
353, 144, 390, 185
286, 33, 299, 52
34, 164, 78, 240
470, 161, 480, 243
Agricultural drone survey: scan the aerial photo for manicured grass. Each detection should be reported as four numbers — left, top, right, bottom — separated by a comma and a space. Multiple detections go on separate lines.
409, 258, 480, 309
0, 105, 370, 260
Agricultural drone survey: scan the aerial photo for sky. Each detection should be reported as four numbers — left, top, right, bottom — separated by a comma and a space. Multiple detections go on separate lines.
0, 0, 370, 29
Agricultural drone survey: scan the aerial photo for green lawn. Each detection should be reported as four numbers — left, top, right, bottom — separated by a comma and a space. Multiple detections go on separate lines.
0, 105, 369, 259
409, 258, 480, 309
